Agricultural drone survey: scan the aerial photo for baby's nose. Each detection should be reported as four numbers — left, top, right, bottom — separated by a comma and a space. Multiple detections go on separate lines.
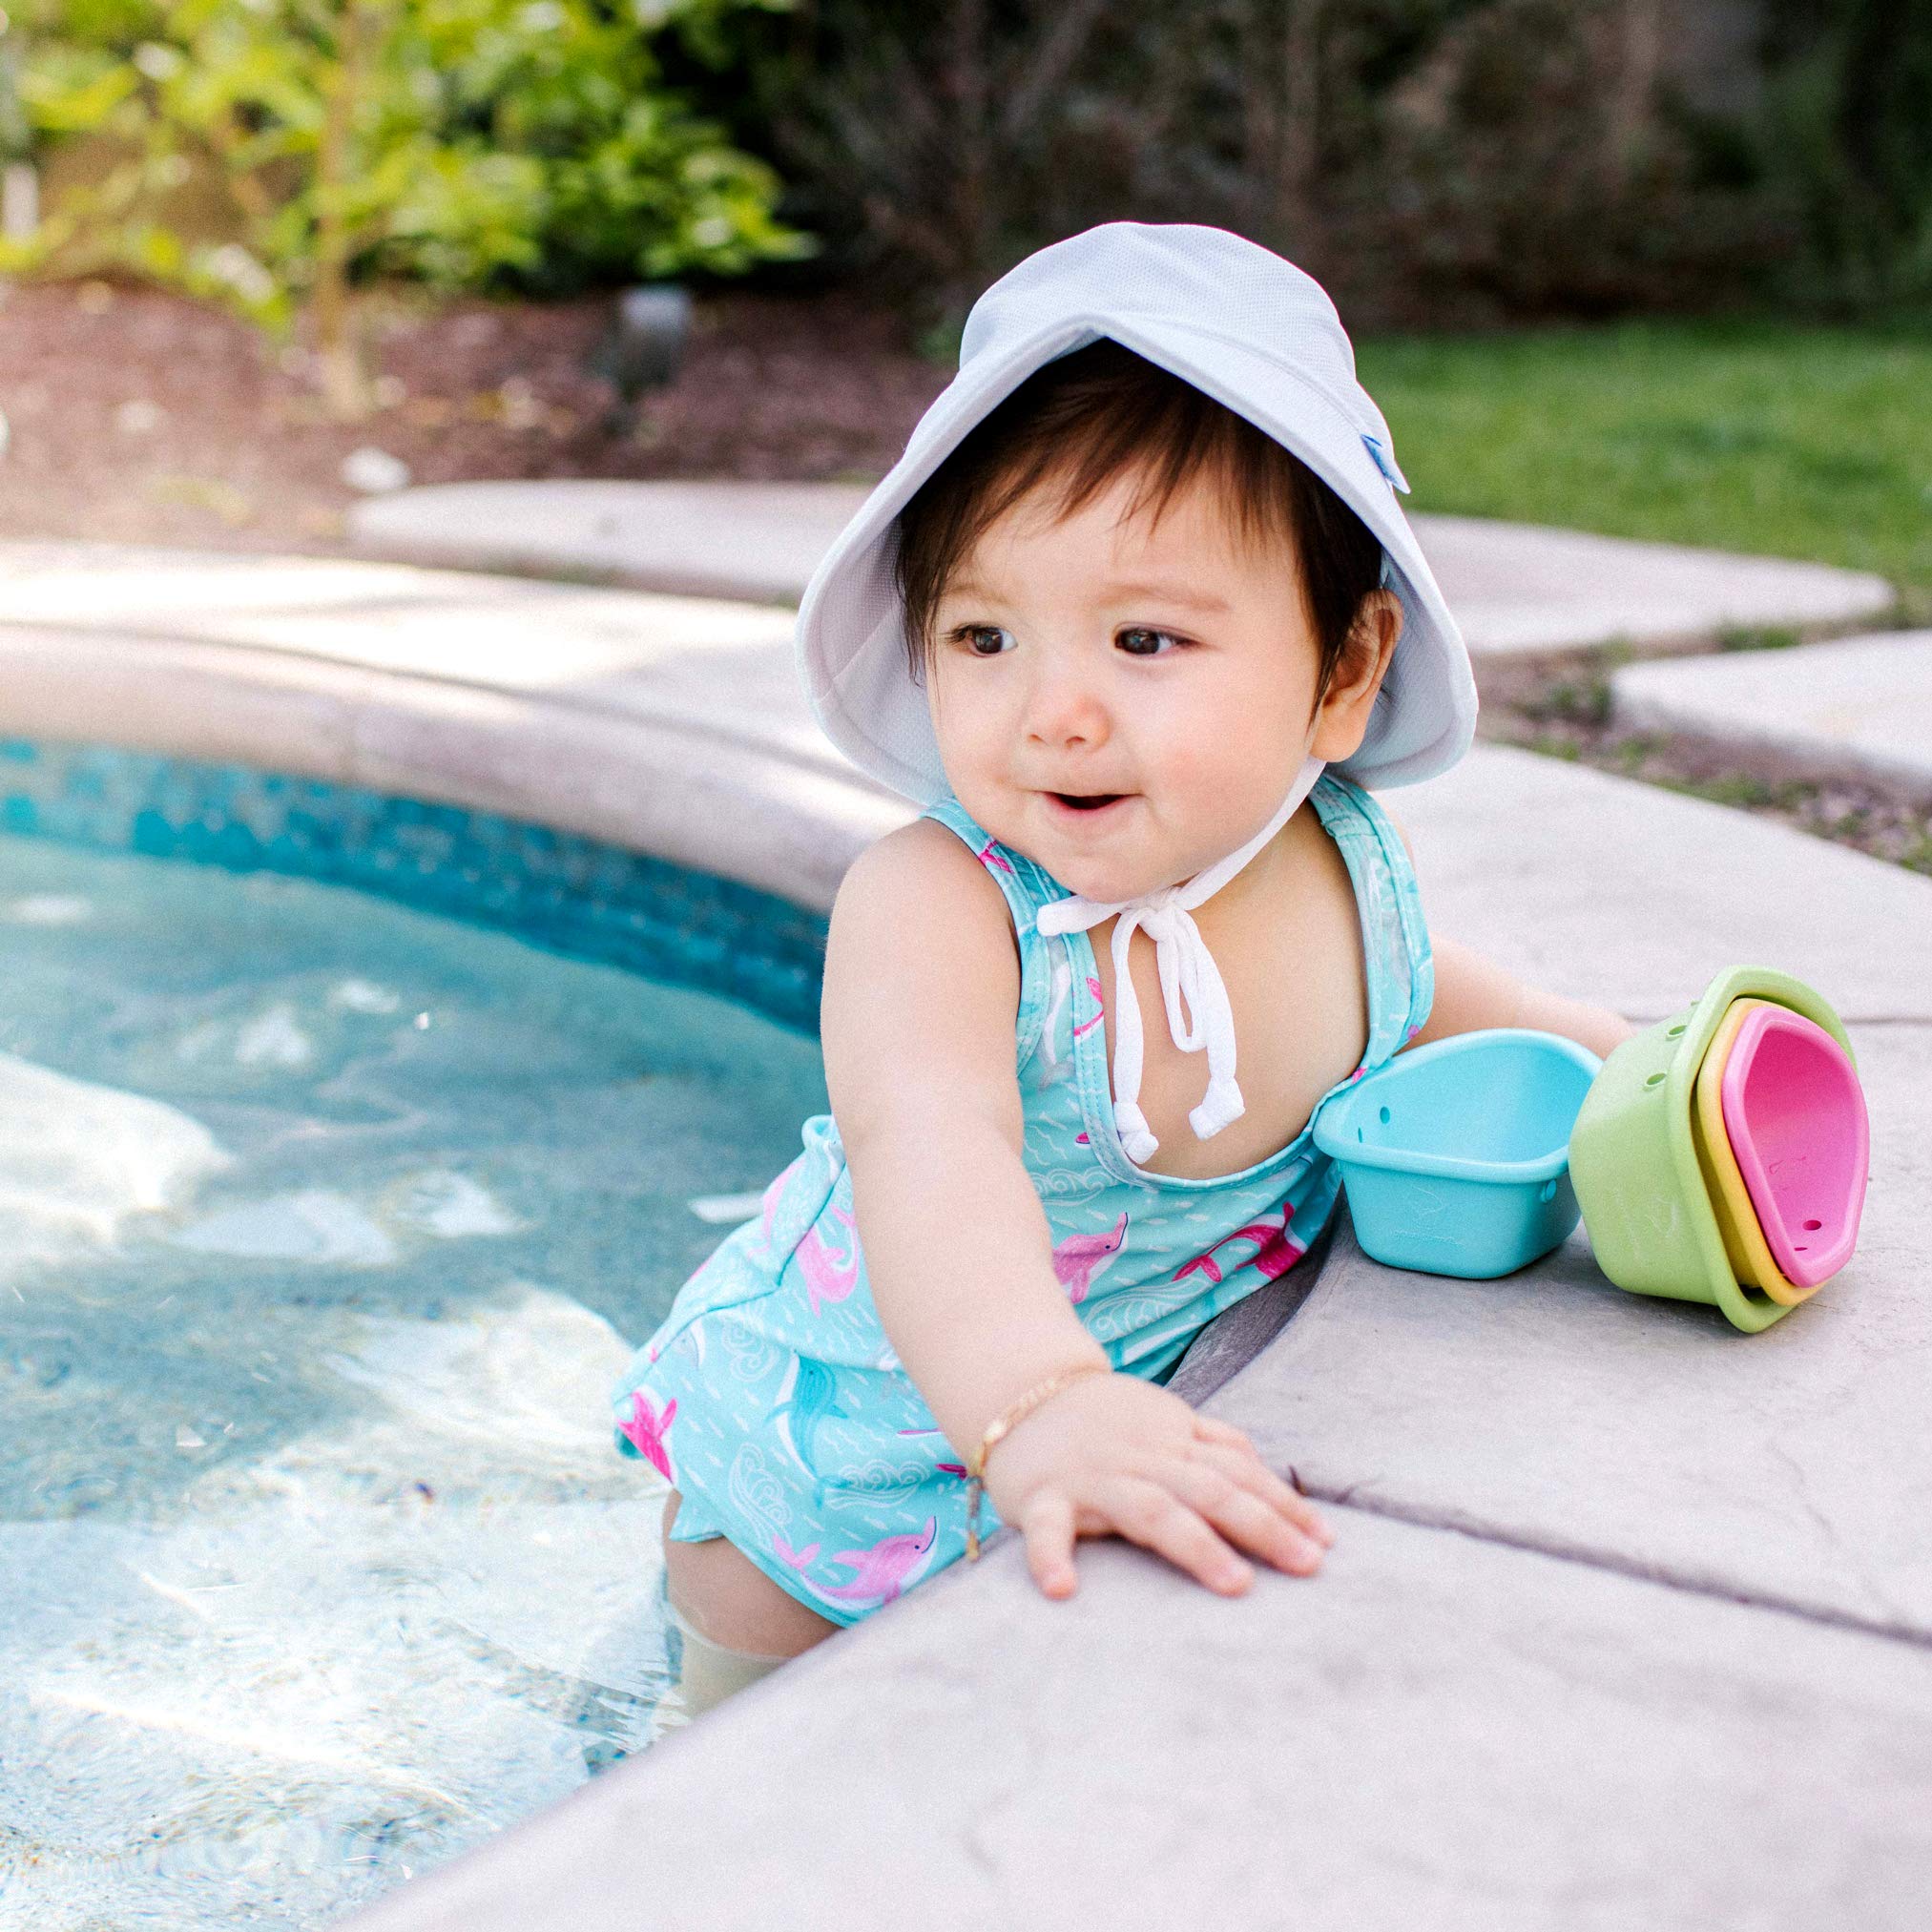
1023, 665, 1109, 748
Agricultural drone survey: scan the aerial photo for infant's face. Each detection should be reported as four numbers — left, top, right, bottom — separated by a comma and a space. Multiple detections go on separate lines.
926, 463, 1339, 902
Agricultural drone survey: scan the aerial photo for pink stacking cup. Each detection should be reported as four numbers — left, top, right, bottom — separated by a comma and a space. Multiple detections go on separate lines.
1718, 1004, 1869, 1288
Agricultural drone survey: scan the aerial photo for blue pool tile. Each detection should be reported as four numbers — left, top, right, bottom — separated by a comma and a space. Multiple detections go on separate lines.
1, 741, 828, 1033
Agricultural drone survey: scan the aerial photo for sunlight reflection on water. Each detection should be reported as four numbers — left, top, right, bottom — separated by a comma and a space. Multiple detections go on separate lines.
0, 829, 825, 1928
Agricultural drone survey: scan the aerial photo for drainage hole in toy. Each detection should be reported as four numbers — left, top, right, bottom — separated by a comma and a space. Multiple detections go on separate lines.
1667, 1024, 1686, 1038
1803, 1218, 1822, 1230
1644, 1072, 1666, 1089
1379, 1106, 1391, 1125
1539, 1179, 1557, 1202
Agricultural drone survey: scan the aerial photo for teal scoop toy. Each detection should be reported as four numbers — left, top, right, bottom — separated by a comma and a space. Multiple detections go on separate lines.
1311, 1028, 1603, 1278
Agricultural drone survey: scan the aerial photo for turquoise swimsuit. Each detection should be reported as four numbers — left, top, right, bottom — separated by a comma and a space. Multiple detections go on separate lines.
610, 775, 1432, 1627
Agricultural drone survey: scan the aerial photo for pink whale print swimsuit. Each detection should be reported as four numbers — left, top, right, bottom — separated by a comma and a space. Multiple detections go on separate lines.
611, 775, 1432, 1626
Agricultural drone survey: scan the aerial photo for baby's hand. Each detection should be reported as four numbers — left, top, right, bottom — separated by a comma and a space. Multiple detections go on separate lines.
979, 1373, 1333, 1600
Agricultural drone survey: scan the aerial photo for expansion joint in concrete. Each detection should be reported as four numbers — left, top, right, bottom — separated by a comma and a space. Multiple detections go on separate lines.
1306, 1486, 1931, 1654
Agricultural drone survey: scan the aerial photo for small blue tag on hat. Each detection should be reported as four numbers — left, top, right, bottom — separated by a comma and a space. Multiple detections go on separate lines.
1361, 433, 1410, 494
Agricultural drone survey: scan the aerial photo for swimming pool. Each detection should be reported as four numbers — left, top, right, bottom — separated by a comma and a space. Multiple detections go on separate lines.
0, 743, 829, 1928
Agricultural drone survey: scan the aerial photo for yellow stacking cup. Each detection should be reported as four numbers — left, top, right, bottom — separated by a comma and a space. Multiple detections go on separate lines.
1690, 1000, 1815, 1308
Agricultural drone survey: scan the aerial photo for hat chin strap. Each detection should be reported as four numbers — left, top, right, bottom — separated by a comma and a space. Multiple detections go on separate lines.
1034, 755, 1326, 1165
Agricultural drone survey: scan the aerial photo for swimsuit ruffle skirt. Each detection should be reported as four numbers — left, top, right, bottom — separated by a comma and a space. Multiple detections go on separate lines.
609, 775, 1432, 1627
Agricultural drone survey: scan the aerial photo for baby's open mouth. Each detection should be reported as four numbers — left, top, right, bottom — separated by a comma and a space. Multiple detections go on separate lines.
1051, 792, 1125, 812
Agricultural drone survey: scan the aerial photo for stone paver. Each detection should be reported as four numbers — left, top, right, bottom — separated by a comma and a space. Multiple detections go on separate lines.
1419, 511, 1896, 654
1612, 631, 1932, 804
348, 479, 872, 605
336, 1508, 1932, 1932
344, 482, 1898, 655
1389, 741, 1932, 1023
1216, 1023, 1932, 1641
0, 543, 796, 719
1318, 751, 1932, 1635
0, 541, 856, 772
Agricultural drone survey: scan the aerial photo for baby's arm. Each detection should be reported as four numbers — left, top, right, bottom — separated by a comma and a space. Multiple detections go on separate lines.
1384, 812, 1636, 1060
1416, 935, 1637, 1060
822, 821, 1330, 1600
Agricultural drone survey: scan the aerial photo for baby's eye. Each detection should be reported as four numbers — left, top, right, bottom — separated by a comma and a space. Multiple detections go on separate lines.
1116, 627, 1189, 657
953, 624, 1016, 656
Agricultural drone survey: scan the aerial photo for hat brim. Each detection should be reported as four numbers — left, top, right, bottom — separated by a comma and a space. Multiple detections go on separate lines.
797, 316, 1476, 802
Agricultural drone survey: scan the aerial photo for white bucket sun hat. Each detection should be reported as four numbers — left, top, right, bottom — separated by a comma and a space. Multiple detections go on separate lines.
796, 221, 1479, 1163
797, 218, 1477, 807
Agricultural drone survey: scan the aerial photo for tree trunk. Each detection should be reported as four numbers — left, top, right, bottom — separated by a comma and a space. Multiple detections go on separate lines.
313, 0, 369, 419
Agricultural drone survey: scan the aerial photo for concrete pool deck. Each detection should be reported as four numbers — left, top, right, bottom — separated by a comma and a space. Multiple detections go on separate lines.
0, 532, 1927, 1926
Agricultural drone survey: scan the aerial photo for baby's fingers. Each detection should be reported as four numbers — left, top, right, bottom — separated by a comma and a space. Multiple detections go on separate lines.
1192, 1439, 1335, 1550
1191, 1414, 1257, 1451
1019, 1488, 1080, 1600
1166, 1454, 1325, 1577
1096, 1475, 1253, 1595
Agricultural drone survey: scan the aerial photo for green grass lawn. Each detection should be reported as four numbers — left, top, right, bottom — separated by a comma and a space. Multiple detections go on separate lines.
1357, 319, 1932, 608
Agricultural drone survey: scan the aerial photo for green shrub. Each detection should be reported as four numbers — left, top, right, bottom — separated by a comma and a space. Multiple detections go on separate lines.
1, 0, 810, 405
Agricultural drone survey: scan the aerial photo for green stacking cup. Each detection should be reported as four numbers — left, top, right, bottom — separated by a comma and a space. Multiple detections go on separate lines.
1567, 966, 1856, 1334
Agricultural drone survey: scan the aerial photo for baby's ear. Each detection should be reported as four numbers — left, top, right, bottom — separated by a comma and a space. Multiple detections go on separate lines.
1326, 590, 1402, 695
1352, 588, 1403, 680
1311, 592, 1402, 760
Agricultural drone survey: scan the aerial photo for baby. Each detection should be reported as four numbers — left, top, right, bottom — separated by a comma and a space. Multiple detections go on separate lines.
613, 223, 1633, 1716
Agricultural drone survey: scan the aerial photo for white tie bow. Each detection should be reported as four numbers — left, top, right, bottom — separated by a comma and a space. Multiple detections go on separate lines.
1035, 756, 1326, 1165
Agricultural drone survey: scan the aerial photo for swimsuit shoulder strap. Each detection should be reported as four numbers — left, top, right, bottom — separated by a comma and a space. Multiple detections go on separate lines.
1307, 774, 1435, 1064
917, 795, 1059, 1068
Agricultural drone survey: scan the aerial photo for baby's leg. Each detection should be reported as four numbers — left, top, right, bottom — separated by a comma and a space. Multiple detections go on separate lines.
661, 1488, 839, 1670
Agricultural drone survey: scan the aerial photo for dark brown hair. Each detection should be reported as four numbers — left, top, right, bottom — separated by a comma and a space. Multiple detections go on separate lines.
892, 339, 1386, 706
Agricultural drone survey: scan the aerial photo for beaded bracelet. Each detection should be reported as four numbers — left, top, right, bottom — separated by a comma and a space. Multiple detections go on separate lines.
964, 1361, 1110, 1560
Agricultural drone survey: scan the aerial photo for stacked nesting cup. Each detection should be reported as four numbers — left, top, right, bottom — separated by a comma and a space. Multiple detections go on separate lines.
1568, 966, 1871, 1332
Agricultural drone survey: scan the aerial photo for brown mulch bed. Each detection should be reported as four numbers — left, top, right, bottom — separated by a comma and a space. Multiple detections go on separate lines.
0, 278, 947, 553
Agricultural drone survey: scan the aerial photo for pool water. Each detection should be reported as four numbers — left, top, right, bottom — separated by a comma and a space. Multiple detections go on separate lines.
0, 827, 827, 1927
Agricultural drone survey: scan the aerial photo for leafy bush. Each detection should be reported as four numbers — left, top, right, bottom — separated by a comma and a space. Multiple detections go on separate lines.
1, 0, 810, 404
